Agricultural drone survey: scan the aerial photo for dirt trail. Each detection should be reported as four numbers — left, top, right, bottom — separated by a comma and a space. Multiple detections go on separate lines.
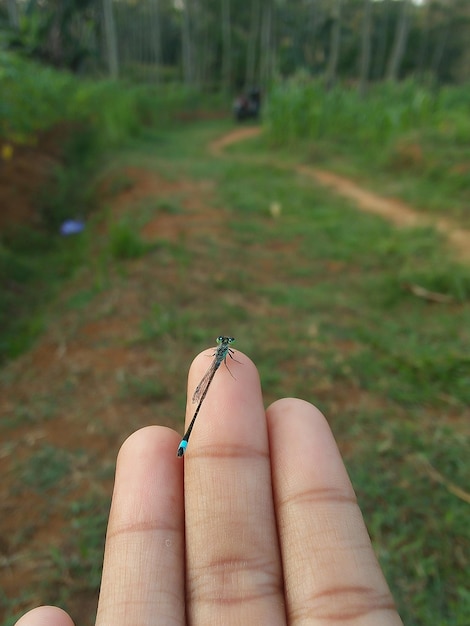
212, 127, 470, 263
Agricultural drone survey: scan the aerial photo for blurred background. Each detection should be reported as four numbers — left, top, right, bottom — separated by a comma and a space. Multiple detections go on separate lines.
0, 1, 469, 625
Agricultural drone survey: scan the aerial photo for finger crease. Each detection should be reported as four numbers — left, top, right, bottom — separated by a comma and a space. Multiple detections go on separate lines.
187, 443, 269, 461
189, 555, 282, 605
278, 486, 357, 510
290, 584, 397, 622
107, 519, 180, 539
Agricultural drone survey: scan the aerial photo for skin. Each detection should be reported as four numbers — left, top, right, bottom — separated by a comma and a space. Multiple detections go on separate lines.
16, 349, 403, 626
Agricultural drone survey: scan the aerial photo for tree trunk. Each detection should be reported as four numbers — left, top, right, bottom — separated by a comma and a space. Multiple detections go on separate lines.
305, 0, 322, 71
416, 0, 431, 80
182, 0, 194, 86
430, 15, 451, 81
386, 0, 410, 81
7, 0, 19, 29
102, 0, 119, 78
259, 0, 275, 89
245, 0, 260, 89
200, 2, 215, 88
373, 0, 391, 79
325, 0, 342, 89
358, 0, 372, 96
192, 0, 203, 88
221, 0, 232, 92
150, 0, 162, 83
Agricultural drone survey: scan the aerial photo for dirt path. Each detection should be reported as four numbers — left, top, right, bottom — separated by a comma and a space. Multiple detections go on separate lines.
212, 127, 470, 263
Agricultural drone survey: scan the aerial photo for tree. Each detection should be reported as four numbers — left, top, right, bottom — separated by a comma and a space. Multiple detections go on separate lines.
5, 0, 469, 89
102, 0, 119, 77
304, 0, 324, 73
415, 0, 431, 79
149, 0, 162, 83
221, 0, 232, 91
6, 0, 19, 29
245, 0, 260, 89
386, 0, 411, 81
259, 0, 275, 88
325, 0, 342, 88
372, 0, 391, 80
358, 0, 372, 95
182, 0, 194, 85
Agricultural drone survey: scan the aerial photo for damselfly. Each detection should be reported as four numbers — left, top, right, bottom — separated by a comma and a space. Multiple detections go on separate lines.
177, 336, 236, 457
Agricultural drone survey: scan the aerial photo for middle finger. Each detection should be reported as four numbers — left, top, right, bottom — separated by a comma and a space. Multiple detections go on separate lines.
182, 348, 285, 625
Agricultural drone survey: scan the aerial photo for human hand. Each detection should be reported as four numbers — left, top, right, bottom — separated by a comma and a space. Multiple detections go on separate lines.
16, 349, 403, 625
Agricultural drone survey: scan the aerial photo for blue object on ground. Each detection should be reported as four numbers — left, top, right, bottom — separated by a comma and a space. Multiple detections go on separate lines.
60, 220, 85, 236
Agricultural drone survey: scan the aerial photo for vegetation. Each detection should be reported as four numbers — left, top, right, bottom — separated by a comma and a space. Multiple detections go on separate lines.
0, 2, 469, 624
1, 1, 470, 88
0, 49, 212, 362
1, 117, 469, 626
0, 49, 194, 145
263, 75, 470, 224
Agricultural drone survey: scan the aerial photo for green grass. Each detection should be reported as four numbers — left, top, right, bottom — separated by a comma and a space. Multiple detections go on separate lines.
119, 374, 169, 403
0, 228, 88, 361
263, 77, 470, 226
164, 123, 470, 624
1, 118, 469, 626
16, 444, 72, 493
108, 218, 154, 260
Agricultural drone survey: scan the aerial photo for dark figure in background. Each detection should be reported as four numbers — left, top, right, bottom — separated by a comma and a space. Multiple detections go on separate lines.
233, 88, 261, 121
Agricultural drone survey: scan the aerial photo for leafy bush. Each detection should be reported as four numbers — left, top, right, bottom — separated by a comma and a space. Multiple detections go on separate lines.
265, 74, 469, 147
0, 51, 73, 141
0, 49, 204, 148
263, 74, 470, 216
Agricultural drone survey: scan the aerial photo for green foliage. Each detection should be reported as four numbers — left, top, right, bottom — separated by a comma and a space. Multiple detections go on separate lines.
0, 50, 202, 146
264, 76, 470, 222
211, 147, 470, 624
39, 166, 93, 230
0, 228, 87, 361
66, 493, 110, 588
108, 218, 152, 260
265, 75, 469, 146
0, 52, 206, 362
0, 50, 75, 141
2, 0, 469, 98
1, 79, 469, 625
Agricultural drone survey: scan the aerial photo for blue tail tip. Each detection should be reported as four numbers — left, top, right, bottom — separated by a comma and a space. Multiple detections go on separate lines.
177, 440, 188, 457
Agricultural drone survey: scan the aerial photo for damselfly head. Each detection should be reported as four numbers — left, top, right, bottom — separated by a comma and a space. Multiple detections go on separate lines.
216, 336, 235, 344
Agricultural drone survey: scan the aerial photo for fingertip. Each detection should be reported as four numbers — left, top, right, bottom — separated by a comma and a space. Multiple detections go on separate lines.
188, 347, 259, 392
266, 396, 337, 446
118, 425, 181, 466
267, 397, 327, 423
15, 606, 75, 626
98, 428, 186, 624
266, 396, 354, 494
111, 426, 184, 525
185, 348, 264, 454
